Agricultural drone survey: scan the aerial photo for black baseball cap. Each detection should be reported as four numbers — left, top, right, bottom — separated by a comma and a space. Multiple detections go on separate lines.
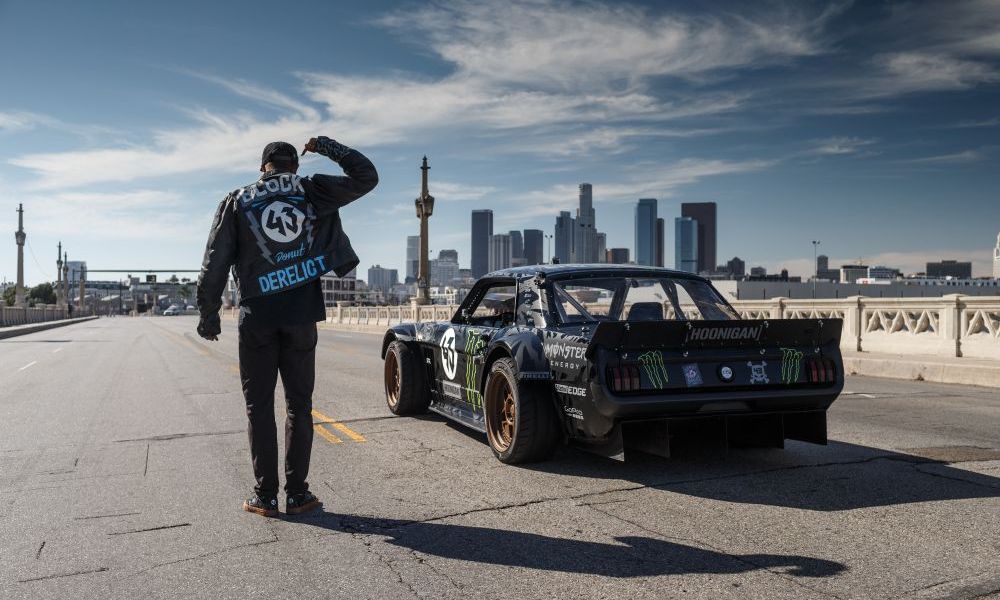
261, 141, 298, 167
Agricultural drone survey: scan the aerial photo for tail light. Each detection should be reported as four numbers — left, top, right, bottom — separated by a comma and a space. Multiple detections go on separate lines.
807, 358, 837, 384
608, 365, 641, 393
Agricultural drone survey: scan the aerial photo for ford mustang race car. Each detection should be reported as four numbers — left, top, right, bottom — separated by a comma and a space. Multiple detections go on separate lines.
381, 265, 843, 464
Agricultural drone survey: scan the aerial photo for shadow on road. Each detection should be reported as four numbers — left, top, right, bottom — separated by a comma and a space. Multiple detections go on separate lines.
526, 440, 1000, 512
297, 511, 846, 578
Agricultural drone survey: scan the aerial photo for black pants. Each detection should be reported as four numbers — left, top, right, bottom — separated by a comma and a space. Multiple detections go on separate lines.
238, 322, 318, 498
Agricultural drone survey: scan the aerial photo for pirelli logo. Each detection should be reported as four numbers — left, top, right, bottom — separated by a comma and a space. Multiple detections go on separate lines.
684, 324, 764, 343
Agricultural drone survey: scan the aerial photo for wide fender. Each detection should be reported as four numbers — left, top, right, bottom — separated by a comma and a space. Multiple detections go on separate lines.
481, 329, 551, 389
381, 323, 418, 358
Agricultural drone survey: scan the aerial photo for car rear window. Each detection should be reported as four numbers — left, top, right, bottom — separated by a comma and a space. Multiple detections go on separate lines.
550, 276, 737, 323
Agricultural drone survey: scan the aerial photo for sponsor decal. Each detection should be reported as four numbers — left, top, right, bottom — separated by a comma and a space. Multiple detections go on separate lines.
638, 351, 669, 388
780, 348, 803, 384
554, 383, 587, 397
682, 363, 703, 387
544, 341, 586, 370
747, 360, 769, 384
718, 365, 735, 383
442, 381, 462, 400
465, 329, 487, 408
257, 255, 327, 294
563, 406, 585, 420
261, 201, 305, 243
685, 324, 764, 343
440, 327, 458, 380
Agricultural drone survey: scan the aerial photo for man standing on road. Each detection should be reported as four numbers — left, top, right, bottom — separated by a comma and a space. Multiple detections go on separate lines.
196, 136, 378, 517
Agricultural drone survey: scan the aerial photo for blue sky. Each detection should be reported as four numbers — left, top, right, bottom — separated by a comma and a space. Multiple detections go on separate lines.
1, 0, 999, 286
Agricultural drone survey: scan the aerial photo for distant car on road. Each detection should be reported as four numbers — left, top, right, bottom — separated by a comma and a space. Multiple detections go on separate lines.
163, 307, 181, 316
381, 265, 844, 464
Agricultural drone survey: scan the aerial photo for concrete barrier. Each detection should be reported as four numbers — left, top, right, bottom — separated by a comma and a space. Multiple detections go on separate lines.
0, 316, 99, 340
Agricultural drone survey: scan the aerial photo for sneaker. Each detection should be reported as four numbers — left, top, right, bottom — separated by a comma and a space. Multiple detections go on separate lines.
286, 491, 321, 515
243, 493, 279, 517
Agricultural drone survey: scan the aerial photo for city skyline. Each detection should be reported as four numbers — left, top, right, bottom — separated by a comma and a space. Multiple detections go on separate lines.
2, 1, 1000, 286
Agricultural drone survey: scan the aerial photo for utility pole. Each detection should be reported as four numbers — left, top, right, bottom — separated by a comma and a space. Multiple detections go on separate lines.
812, 240, 821, 298
14, 203, 26, 307
79, 264, 87, 316
56, 241, 64, 308
63, 251, 70, 312
414, 156, 435, 305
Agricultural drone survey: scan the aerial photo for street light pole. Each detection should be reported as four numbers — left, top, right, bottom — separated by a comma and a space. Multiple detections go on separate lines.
812, 240, 821, 298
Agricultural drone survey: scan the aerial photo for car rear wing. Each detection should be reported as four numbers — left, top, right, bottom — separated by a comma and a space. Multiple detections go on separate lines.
586, 318, 843, 356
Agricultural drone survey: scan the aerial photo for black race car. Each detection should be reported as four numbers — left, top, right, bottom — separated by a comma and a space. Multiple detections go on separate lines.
381, 265, 843, 464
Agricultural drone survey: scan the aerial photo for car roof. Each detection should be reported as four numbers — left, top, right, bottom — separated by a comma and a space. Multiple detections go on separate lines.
484, 263, 710, 283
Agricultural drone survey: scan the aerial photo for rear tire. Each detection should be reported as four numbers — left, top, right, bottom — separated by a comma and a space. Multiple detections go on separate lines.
483, 358, 559, 464
384, 340, 430, 416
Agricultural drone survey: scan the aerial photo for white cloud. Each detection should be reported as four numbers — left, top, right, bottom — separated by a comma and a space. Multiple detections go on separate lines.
903, 150, 982, 164
811, 136, 877, 155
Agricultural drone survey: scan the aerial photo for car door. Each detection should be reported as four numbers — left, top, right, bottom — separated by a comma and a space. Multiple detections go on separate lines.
446, 279, 517, 422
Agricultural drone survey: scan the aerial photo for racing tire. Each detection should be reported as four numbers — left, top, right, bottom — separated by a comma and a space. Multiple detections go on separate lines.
483, 357, 559, 464
384, 340, 430, 416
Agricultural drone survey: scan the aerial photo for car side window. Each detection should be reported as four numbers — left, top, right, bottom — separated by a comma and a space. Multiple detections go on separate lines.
466, 282, 517, 328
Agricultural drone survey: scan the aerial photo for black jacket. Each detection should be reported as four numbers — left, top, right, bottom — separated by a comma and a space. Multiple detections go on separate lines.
196, 137, 377, 336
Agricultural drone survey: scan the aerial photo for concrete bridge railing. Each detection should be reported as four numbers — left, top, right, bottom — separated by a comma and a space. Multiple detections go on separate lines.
0, 304, 90, 328
325, 295, 1000, 360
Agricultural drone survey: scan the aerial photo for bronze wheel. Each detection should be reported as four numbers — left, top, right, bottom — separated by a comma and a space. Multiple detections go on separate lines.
486, 371, 516, 452
384, 350, 401, 409
384, 340, 429, 416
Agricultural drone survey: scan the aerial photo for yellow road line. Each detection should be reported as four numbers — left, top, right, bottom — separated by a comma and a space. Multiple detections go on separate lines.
312, 408, 366, 443
313, 423, 343, 444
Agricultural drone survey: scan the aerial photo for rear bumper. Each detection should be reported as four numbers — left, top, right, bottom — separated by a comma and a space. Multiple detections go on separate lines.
571, 381, 842, 441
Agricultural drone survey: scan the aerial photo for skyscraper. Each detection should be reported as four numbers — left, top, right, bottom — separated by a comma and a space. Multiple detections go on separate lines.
573, 183, 597, 263
655, 218, 665, 267
555, 211, 574, 263
681, 202, 717, 274
405, 235, 419, 282
635, 199, 657, 266
430, 249, 460, 286
367, 265, 399, 293
595, 232, 607, 264
994, 233, 1000, 279
523, 229, 544, 265
675, 217, 698, 273
489, 233, 512, 271
508, 230, 524, 261
608, 248, 630, 264
471, 210, 493, 277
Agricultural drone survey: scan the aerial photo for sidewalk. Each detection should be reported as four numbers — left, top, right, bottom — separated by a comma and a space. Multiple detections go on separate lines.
0, 316, 99, 340
843, 351, 1000, 389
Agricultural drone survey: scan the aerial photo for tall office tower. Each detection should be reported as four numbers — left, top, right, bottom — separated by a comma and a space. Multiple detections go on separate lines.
635, 199, 657, 266
926, 260, 972, 279
595, 232, 607, 264
994, 233, 1000, 279
681, 202, 717, 273
471, 210, 493, 277
655, 218, 665, 267
608, 248, 630, 264
367, 265, 399, 293
675, 217, 699, 273
726, 256, 746, 277
508, 230, 524, 261
523, 229, 544, 265
817, 254, 829, 273
573, 183, 597, 263
430, 249, 460, 286
555, 211, 574, 263
405, 235, 420, 282
488, 233, 512, 271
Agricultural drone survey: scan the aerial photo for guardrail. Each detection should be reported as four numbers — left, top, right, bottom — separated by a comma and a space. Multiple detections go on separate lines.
325, 295, 1000, 360
0, 305, 94, 328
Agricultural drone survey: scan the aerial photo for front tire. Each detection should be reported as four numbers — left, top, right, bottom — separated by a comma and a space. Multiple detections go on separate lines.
384, 341, 430, 416
483, 358, 559, 464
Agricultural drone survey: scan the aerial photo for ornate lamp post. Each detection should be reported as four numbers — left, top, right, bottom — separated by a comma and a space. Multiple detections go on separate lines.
56, 241, 64, 308
14, 203, 26, 307
414, 156, 435, 305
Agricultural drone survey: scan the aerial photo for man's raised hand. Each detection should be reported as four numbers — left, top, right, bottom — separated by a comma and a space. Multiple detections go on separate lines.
302, 137, 318, 156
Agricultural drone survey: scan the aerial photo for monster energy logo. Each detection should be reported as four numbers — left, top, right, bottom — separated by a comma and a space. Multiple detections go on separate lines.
638, 351, 669, 388
780, 347, 803, 384
465, 329, 487, 408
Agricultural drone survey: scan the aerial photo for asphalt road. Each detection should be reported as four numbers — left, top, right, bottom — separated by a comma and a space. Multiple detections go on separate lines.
1, 316, 998, 600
